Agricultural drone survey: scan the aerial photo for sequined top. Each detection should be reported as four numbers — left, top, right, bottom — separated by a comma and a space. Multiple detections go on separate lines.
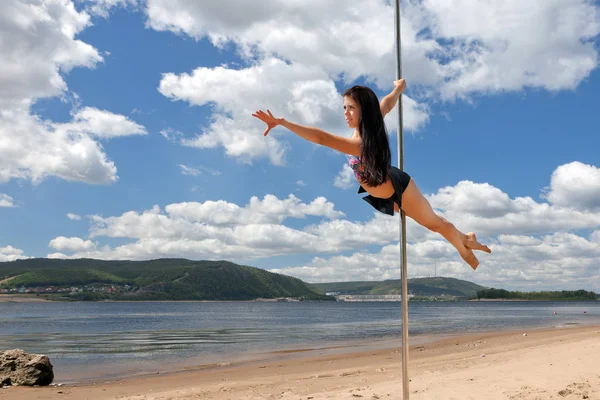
346, 154, 364, 180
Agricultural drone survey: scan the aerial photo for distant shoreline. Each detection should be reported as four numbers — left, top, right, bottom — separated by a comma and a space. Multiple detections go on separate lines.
470, 298, 600, 302
2, 294, 598, 303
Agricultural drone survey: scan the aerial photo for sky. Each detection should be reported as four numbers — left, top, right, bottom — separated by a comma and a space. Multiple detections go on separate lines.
1, 0, 599, 292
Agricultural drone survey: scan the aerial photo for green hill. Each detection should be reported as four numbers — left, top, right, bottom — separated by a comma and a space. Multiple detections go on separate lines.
0, 258, 333, 301
309, 277, 487, 298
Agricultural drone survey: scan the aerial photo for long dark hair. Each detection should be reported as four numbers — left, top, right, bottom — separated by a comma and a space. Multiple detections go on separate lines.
343, 85, 391, 186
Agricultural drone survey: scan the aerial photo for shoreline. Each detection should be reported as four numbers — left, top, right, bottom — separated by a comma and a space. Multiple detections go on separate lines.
2, 294, 599, 303
3, 324, 600, 399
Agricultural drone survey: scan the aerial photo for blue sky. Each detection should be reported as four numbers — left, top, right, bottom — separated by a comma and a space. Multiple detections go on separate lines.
1, 0, 599, 291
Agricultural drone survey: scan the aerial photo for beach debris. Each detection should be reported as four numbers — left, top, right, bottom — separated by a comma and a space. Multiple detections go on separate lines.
0, 349, 54, 387
523, 333, 527, 337
339, 370, 361, 377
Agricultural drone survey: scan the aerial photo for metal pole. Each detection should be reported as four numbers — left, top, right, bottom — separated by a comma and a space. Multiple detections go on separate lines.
394, 0, 410, 398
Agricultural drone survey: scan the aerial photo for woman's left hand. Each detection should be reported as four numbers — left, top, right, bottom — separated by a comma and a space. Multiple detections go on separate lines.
252, 109, 281, 136
393, 79, 406, 94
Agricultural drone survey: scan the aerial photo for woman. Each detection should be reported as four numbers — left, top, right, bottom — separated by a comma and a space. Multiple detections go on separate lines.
252, 79, 491, 269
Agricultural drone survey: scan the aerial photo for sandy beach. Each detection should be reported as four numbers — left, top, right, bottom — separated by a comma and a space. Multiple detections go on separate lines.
0, 295, 51, 302
2, 324, 599, 400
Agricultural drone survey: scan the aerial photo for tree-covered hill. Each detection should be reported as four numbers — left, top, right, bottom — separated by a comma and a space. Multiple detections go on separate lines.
0, 258, 333, 301
310, 277, 487, 298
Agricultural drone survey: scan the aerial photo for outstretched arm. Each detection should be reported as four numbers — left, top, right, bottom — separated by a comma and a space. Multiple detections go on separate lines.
379, 79, 406, 117
252, 110, 362, 156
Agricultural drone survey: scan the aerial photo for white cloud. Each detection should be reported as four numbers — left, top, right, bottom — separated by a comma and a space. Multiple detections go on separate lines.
333, 164, 355, 190
429, 181, 521, 218
178, 164, 201, 176
48, 161, 600, 290
0, 109, 119, 184
160, 128, 183, 142
426, 177, 600, 237
55, 107, 147, 139
544, 161, 600, 211
0, 193, 15, 208
146, 0, 599, 98
145, 0, 407, 85
0, 245, 28, 262
67, 213, 81, 220
423, 0, 600, 99
272, 230, 600, 291
383, 96, 431, 135
47, 252, 70, 259
81, 0, 139, 18
178, 164, 221, 177
148, 0, 597, 164
49, 236, 97, 252
159, 58, 342, 165
0, 0, 146, 185
158, 57, 429, 165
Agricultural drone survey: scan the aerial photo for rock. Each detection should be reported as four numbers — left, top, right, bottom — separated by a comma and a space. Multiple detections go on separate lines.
0, 349, 54, 387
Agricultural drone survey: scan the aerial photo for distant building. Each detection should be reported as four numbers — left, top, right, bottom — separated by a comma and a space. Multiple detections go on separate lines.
335, 294, 415, 302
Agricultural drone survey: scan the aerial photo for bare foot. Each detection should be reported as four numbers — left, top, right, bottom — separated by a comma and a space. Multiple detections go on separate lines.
463, 232, 491, 253
460, 248, 479, 270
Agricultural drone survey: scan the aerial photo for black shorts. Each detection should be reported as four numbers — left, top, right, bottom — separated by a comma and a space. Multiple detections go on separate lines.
357, 166, 411, 216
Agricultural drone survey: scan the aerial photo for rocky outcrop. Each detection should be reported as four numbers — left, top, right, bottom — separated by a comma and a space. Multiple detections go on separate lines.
0, 349, 54, 387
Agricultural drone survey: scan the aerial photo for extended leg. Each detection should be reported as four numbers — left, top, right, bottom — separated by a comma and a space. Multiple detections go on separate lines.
398, 179, 491, 270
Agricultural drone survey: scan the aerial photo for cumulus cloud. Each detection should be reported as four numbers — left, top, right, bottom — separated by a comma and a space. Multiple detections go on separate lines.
429, 181, 521, 218
55, 107, 147, 139
159, 58, 429, 164
272, 230, 600, 291
0, 109, 119, 184
423, 0, 600, 99
544, 161, 600, 211
147, 0, 598, 164
0, 245, 28, 262
0, 194, 15, 208
146, 0, 599, 97
49, 236, 97, 252
67, 213, 81, 220
427, 179, 600, 237
159, 58, 354, 165
46, 161, 600, 290
0, 0, 146, 185
334, 164, 357, 190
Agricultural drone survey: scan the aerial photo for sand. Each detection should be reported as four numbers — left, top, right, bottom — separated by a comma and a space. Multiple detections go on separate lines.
2, 324, 599, 400
0, 295, 51, 302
